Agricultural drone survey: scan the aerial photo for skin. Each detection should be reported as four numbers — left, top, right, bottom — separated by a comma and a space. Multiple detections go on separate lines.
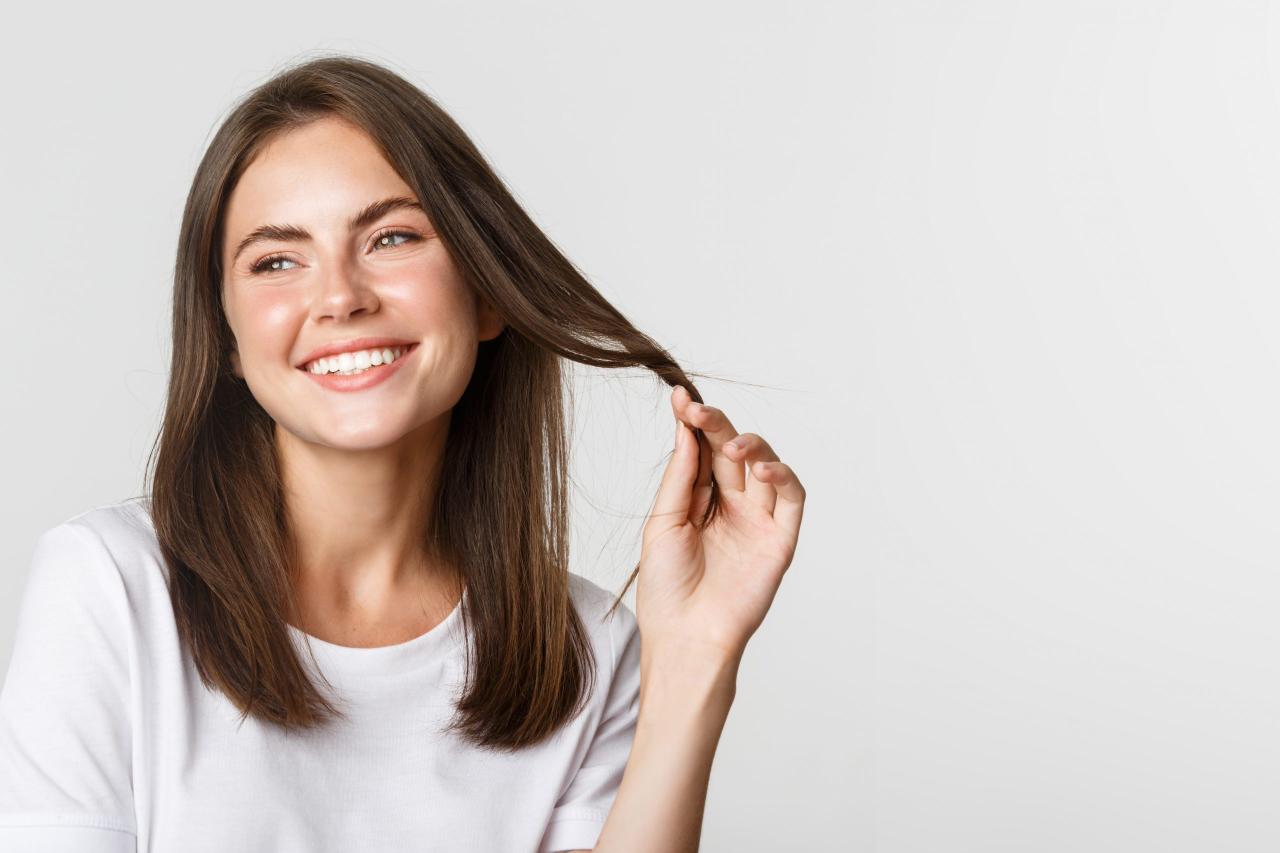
220, 115, 503, 645
221, 114, 809, 851
586, 388, 806, 853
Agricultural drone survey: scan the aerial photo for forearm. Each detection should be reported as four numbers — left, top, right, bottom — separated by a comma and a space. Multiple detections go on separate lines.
592, 645, 740, 853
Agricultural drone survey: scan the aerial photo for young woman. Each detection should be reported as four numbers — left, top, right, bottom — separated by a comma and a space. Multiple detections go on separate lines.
0, 55, 806, 852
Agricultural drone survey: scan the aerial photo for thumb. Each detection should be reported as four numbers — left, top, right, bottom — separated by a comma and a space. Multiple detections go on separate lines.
643, 417, 698, 547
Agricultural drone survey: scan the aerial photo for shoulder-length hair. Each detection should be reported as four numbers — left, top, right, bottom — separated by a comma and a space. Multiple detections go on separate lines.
144, 53, 725, 751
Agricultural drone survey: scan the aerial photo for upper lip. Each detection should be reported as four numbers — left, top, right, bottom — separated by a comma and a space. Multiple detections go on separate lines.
295, 337, 418, 369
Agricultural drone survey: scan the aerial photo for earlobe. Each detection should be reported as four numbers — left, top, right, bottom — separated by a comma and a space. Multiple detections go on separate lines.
229, 349, 243, 378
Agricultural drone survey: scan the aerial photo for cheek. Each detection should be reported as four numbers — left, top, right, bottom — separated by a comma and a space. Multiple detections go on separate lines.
406, 332, 482, 416
230, 291, 303, 361
381, 252, 476, 329
402, 291, 473, 334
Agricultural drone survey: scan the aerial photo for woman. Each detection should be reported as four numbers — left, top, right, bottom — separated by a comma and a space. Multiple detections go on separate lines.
0, 55, 805, 852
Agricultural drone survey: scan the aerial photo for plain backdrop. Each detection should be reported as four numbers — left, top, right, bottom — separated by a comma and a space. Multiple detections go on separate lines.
3, 0, 1279, 850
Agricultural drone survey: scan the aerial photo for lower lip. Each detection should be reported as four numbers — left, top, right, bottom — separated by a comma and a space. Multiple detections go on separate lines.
298, 344, 418, 392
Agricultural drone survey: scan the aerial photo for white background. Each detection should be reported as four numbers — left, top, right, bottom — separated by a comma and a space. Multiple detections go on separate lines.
3, 1, 1278, 850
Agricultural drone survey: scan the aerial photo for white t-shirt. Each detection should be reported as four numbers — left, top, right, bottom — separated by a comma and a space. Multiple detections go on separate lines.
0, 497, 641, 853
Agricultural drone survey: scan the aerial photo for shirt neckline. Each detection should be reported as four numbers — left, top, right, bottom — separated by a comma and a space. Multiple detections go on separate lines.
285, 584, 469, 679
127, 494, 469, 680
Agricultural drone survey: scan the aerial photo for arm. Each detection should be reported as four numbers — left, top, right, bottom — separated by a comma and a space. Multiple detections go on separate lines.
589, 643, 738, 853
576, 385, 804, 852
0, 521, 137, 852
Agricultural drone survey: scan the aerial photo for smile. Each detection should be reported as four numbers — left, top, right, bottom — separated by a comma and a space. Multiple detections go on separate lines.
303, 345, 411, 375
298, 343, 419, 392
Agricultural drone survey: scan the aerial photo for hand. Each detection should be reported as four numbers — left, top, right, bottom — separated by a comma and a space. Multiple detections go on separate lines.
636, 385, 807, 666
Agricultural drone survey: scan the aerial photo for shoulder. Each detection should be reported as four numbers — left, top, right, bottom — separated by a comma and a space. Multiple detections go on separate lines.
566, 573, 636, 632
4, 500, 151, 717
43, 494, 158, 561
1, 503, 142, 837
22, 495, 165, 621
565, 572, 639, 672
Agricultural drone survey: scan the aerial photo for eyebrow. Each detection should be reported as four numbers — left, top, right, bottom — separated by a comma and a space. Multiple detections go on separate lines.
230, 196, 427, 266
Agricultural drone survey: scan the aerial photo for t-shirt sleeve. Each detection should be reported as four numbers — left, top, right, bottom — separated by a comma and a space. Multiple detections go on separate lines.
539, 597, 641, 853
0, 521, 137, 852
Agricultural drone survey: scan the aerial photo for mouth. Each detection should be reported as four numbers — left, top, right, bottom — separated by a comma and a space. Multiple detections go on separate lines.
298, 342, 418, 376
297, 342, 419, 393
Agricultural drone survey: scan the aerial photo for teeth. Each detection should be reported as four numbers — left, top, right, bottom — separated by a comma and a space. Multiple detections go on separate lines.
307, 346, 407, 375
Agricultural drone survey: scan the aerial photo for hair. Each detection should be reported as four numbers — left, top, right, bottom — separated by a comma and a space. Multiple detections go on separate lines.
143, 52, 728, 751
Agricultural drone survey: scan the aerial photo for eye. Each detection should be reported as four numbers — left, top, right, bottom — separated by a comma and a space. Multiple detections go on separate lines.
249, 254, 298, 275
248, 229, 423, 276
370, 228, 422, 251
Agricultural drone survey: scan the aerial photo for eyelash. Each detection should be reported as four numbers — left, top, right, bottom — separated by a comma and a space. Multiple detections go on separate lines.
249, 228, 423, 275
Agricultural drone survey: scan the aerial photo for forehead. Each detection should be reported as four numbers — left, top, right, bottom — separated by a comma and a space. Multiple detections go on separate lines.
222, 118, 415, 245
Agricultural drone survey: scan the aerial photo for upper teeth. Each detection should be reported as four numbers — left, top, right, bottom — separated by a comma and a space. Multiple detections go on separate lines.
306, 346, 408, 375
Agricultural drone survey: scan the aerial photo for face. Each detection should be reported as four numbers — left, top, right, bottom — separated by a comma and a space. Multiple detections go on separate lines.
220, 116, 503, 451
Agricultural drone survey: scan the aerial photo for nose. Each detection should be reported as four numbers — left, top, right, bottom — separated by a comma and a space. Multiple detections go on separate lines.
311, 258, 379, 322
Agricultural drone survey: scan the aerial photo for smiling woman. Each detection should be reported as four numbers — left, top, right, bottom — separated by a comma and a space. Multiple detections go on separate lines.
0, 52, 805, 853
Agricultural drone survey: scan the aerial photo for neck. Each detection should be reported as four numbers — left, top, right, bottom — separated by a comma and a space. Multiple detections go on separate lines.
275, 416, 456, 612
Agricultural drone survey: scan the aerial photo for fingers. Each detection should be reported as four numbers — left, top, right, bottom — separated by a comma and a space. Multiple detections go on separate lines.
756, 460, 806, 541
644, 403, 700, 547
669, 385, 806, 539
670, 386, 715, 519
721, 432, 779, 513
671, 385, 746, 493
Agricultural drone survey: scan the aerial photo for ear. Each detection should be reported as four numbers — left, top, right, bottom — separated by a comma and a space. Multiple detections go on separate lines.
229, 347, 244, 379
477, 296, 505, 342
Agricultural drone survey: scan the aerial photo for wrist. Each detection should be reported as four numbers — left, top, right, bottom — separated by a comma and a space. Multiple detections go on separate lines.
639, 643, 741, 708
640, 634, 744, 671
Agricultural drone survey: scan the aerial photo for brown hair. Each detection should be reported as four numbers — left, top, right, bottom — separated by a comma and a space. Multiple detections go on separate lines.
144, 52, 726, 751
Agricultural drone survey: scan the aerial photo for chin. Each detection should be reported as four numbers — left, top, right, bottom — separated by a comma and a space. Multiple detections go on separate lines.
274, 415, 417, 452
